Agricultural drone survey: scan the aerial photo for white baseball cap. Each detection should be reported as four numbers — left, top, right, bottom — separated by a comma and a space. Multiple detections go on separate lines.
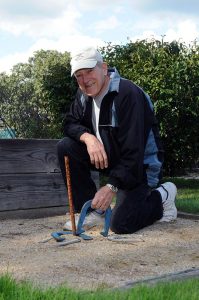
70, 47, 103, 76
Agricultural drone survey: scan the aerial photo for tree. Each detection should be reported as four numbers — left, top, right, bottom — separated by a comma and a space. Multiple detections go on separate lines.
0, 50, 77, 138
100, 40, 199, 175
29, 50, 77, 138
0, 41, 198, 175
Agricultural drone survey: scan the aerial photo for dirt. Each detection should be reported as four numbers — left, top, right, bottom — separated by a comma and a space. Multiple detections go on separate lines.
0, 214, 199, 290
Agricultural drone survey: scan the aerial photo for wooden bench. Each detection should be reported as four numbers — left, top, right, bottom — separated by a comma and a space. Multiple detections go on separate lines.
0, 139, 99, 219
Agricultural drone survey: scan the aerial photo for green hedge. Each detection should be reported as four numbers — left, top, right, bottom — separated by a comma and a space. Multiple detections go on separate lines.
0, 40, 198, 175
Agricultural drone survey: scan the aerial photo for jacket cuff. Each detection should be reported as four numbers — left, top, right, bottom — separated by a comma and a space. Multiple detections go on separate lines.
76, 129, 91, 141
107, 177, 121, 189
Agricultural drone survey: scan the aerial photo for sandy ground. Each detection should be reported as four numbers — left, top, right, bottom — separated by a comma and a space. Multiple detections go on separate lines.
0, 214, 199, 290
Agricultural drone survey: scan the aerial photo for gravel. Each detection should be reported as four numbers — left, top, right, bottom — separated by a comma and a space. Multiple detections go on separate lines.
0, 214, 198, 290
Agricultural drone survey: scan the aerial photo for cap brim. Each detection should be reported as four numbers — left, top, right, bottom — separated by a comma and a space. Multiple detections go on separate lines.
71, 60, 97, 76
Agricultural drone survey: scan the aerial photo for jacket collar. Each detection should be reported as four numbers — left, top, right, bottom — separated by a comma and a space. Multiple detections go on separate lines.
108, 67, 121, 93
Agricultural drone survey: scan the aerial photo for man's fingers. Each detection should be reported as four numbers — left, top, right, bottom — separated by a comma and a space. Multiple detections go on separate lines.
96, 149, 108, 169
90, 154, 95, 165
90, 152, 108, 169
94, 155, 100, 169
102, 152, 108, 168
92, 195, 104, 209
92, 186, 114, 210
98, 154, 106, 169
85, 136, 108, 169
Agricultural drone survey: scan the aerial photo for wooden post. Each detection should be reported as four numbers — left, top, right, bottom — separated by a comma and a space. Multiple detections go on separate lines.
64, 156, 76, 235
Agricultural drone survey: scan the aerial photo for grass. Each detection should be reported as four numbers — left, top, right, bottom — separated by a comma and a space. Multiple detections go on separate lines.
163, 177, 199, 214
0, 274, 198, 300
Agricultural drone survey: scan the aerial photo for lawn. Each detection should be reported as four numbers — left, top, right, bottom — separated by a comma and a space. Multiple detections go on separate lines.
163, 178, 199, 214
0, 274, 198, 300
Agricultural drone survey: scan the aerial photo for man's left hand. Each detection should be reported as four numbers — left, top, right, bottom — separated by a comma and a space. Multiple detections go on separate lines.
91, 185, 115, 211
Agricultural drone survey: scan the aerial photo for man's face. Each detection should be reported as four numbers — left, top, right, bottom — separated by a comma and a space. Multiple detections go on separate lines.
74, 63, 108, 97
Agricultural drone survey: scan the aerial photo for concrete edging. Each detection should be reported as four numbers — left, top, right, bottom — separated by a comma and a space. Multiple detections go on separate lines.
118, 268, 199, 289
177, 211, 199, 220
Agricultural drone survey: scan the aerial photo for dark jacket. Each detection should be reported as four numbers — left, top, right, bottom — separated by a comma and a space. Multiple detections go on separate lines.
64, 68, 164, 190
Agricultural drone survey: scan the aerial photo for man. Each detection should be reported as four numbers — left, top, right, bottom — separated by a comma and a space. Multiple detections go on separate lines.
57, 46, 177, 234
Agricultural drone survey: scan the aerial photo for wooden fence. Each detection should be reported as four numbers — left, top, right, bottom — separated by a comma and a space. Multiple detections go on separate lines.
0, 139, 98, 219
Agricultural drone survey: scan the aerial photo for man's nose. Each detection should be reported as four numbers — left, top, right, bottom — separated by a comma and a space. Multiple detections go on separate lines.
82, 76, 91, 84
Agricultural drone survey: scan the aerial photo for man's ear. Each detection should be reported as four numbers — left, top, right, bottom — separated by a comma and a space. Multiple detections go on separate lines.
102, 62, 108, 75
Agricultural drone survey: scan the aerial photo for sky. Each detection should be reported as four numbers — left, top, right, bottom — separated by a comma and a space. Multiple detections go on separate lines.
0, 0, 198, 73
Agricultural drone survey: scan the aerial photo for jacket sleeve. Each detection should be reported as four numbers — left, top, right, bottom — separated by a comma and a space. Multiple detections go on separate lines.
63, 91, 92, 141
108, 86, 147, 190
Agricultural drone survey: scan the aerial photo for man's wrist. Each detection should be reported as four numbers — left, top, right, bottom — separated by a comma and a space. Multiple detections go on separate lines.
80, 132, 91, 143
106, 183, 118, 193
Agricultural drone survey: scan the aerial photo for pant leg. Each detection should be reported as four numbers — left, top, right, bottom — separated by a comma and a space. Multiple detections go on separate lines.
57, 137, 97, 212
111, 183, 163, 234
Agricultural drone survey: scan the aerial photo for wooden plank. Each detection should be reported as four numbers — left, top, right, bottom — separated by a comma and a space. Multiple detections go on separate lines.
0, 206, 68, 220
0, 138, 100, 215
0, 173, 67, 211
0, 172, 99, 212
0, 139, 60, 174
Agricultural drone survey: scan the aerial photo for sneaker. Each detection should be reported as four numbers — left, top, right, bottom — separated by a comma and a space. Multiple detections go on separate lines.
63, 214, 79, 231
63, 211, 105, 231
157, 182, 177, 222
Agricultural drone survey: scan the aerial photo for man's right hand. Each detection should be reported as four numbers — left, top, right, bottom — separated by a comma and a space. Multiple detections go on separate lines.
80, 133, 108, 169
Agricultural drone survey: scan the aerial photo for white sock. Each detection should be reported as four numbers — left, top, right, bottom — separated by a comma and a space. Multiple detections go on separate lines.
156, 186, 168, 203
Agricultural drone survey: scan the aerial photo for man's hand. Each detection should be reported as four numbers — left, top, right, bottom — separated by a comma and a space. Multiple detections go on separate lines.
80, 133, 108, 169
91, 185, 115, 211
